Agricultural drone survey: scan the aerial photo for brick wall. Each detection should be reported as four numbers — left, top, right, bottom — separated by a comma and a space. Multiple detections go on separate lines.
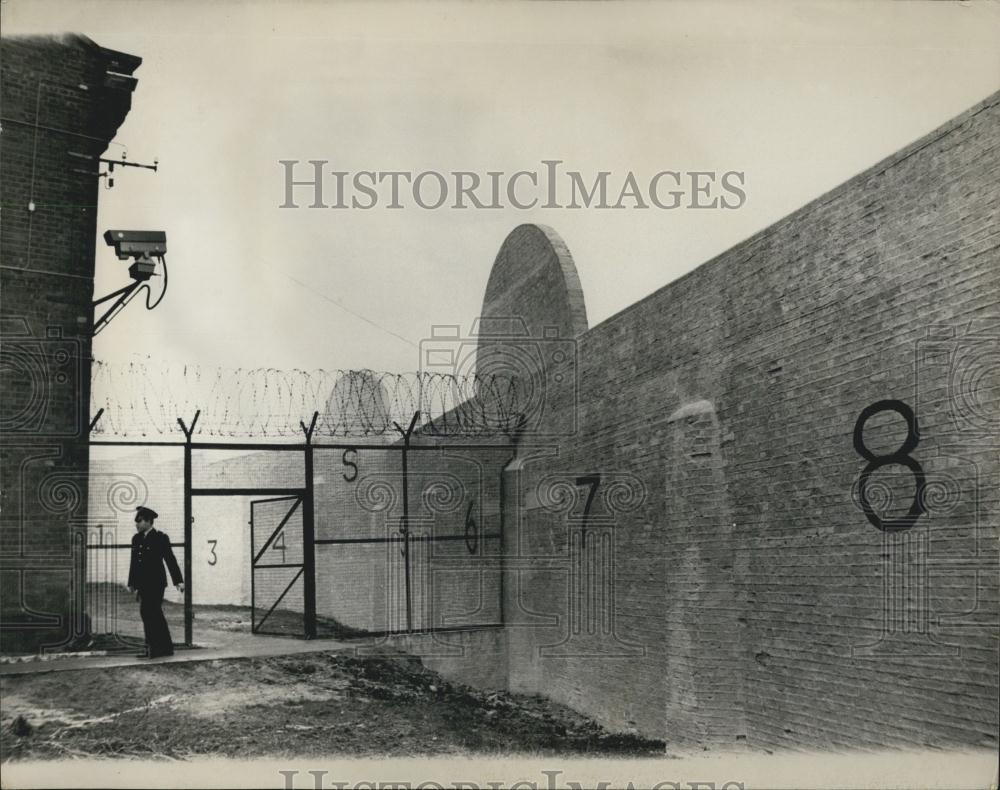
1, 35, 139, 653
385, 627, 509, 692
494, 93, 999, 750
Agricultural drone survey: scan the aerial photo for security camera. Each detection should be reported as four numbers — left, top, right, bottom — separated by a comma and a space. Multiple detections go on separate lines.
93, 228, 170, 335
103, 230, 167, 261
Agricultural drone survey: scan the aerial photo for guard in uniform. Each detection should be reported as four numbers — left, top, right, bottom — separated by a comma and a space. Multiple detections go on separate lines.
128, 506, 184, 658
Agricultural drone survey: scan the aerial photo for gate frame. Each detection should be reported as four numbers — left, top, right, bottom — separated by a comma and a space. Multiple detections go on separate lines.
250, 494, 305, 635
89, 409, 515, 645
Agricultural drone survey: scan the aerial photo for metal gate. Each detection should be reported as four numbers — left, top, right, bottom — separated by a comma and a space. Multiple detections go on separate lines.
250, 495, 305, 636
89, 409, 511, 644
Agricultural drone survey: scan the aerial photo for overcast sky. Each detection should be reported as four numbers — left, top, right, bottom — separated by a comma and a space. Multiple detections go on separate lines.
5, 0, 1000, 376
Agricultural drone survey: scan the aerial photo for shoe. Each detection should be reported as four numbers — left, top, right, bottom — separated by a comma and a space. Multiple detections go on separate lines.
148, 652, 174, 659
135, 653, 151, 659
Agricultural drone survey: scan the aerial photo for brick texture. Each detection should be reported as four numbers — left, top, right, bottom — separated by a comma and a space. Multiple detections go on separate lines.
1, 35, 140, 653
496, 92, 999, 750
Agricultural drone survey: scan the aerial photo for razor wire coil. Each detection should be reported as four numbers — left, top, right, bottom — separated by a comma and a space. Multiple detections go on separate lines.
90, 359, 524, 439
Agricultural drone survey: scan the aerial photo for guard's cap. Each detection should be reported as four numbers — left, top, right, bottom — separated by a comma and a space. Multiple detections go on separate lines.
135, 506, 158, 521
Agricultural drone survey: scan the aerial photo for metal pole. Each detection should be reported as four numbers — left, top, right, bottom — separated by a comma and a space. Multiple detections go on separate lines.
250, 511, 256, 633
183, 438, 193, 645
300, 412, 318, 639
177, 411, 199, 646
393, 412, 420, 633
401, 440, 411, 633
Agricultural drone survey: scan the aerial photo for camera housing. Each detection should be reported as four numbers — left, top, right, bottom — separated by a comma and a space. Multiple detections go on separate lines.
103, 230, 167, 261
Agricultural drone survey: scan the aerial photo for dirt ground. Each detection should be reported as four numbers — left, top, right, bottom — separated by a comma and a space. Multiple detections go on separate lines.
79, 584, 371, 647
1, 651, 666, 761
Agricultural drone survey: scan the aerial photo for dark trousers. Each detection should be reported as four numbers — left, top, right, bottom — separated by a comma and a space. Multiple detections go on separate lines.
138, 585, 174, 657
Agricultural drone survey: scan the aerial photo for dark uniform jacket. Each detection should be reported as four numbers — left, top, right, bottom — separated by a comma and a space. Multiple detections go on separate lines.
128, 528, 183, 590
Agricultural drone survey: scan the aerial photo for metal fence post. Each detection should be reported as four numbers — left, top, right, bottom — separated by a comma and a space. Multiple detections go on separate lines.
301, 412, 318, 639
177, 411, 199, 646
393, 411, 420, 633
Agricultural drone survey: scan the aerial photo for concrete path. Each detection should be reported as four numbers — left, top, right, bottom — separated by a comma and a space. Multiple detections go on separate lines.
0, 629, 360, 677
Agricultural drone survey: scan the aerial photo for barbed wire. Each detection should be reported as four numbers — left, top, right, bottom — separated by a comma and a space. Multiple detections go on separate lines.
90, 359, 524, 439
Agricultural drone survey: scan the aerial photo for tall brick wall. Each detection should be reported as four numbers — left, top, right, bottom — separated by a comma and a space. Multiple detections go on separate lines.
494, 92, 999, 751
1, 35, 140, 653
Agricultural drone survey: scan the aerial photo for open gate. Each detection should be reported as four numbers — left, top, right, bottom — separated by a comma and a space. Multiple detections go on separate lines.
250, 495, 305, 636
89, 410, 510, 644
